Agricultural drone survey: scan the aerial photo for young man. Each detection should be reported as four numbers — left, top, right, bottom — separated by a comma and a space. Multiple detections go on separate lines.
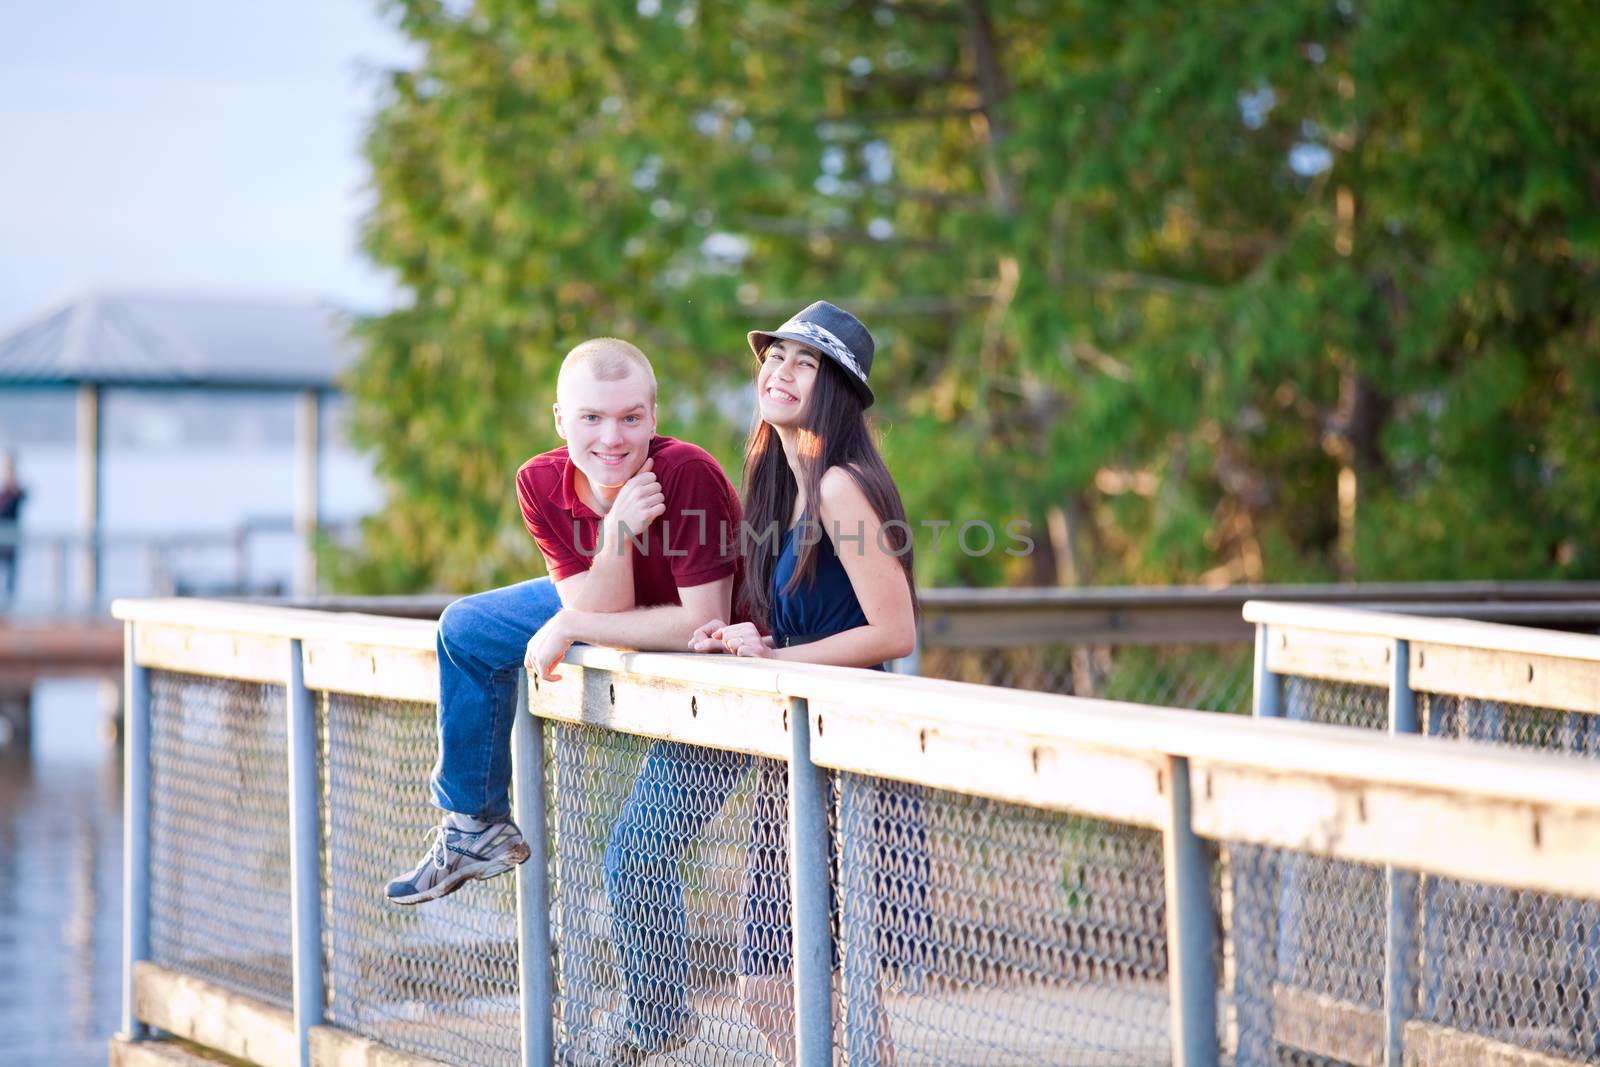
386, 337, 742, 1061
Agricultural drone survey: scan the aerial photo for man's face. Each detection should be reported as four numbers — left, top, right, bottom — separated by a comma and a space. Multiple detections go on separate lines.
554, 367, 657, 491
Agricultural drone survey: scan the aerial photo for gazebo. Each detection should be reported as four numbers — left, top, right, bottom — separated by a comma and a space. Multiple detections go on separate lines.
0, 290, 358, 602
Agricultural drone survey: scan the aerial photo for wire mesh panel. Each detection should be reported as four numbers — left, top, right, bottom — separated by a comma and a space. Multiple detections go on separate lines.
1227, 843, 1389, 1067
147, 670, 293, 1006
1423, 692, 1599, 757
1281, 677, 1387, 729
1417, 694, 1600, 1063
1263, 675, 1390, 1058
832, 772, 1170, 1066
1415, 876, 1600, 1063
920, 642, 1253, 713
320, 692, 520, 1066
547, 720, 784, 1065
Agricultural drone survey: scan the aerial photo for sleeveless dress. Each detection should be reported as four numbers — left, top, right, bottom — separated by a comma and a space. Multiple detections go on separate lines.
767, 523, 881, 656
739, 524, 930, 978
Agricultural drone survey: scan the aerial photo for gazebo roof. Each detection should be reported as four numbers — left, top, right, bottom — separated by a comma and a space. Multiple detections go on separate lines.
0, 291, 359, 389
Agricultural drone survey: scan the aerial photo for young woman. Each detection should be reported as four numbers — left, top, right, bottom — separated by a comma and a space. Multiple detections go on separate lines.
689, 300, 921, 1061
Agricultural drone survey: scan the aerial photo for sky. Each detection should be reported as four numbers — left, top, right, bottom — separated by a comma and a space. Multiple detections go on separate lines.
0, 0, 419, 329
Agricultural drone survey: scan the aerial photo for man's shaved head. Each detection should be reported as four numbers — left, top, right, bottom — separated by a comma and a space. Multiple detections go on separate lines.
557, 338, 657, 403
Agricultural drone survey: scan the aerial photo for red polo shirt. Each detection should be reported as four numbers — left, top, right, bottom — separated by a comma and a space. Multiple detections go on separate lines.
516, 435, 742, 608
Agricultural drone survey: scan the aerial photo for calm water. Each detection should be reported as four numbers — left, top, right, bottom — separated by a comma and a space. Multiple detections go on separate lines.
0, 679, 125, 1065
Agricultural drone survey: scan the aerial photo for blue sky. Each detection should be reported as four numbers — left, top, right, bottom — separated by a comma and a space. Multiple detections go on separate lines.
0, 0, 418, 328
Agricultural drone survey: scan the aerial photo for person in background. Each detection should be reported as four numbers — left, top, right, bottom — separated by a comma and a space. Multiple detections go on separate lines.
0, 453, 25, 613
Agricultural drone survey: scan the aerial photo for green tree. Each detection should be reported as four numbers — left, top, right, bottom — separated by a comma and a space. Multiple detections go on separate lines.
333, 0, 1600, 593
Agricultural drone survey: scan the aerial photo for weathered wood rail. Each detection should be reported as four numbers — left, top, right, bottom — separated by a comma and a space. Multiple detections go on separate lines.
266, 579, 1600, 645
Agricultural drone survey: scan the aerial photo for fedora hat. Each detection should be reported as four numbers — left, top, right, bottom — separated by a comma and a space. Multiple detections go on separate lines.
747, 300, 875, 407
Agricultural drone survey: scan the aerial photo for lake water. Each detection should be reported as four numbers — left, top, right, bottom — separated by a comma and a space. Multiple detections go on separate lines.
0, 679, 125, 1065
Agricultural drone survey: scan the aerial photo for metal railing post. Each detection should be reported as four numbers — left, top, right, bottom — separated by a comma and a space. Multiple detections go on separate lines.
286, 640, 324, 1065
1164, 755, 1220, 1067
892, 623, 921, 676
1252, 623, 1282, 720
120, 621, 151, 1040
513, 671, 554, 1067
1417, 677, 1452, 1024
838, 772, 878, 1066
791, 697, 834, 1066
1234, 623, 1282, 1061
1385, 639, 1419, 1067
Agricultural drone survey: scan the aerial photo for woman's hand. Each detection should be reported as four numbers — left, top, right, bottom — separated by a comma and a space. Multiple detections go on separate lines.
717, 621, 775, 658
688, 619, 776, 657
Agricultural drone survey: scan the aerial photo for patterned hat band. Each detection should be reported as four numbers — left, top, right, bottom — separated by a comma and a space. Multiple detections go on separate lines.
772, 318, 869, 385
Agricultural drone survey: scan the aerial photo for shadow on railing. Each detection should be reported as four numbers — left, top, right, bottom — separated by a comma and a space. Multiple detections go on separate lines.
106, 596, 1600, 1067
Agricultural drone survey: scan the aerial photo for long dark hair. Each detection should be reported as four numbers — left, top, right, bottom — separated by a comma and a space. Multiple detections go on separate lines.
739, 347, 918, 629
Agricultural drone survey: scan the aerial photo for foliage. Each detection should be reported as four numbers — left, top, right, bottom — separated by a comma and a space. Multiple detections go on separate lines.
332, 0, 1600, 593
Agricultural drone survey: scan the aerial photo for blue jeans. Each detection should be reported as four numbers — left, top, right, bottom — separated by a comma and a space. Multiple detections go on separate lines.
603, 742, 748, 1045
429, 576, 563, 819
430, 576, 744, 1042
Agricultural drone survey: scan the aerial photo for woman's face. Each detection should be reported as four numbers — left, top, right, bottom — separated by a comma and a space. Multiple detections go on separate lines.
756, 339, 821, 427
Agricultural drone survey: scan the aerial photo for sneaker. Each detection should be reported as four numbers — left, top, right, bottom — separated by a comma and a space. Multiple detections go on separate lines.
563, 1008, 698, 1067
385, 818, 531, 905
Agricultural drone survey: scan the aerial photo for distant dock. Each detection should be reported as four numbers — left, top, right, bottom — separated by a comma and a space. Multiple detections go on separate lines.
0, 618, 122, 753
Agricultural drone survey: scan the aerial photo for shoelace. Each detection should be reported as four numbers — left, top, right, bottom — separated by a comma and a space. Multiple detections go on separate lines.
424, 825, 454, 870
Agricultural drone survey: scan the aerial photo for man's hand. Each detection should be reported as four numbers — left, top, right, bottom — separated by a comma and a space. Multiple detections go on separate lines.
688, 618, 728, 652
525, 610, 575, 682
603, 458, 665, 543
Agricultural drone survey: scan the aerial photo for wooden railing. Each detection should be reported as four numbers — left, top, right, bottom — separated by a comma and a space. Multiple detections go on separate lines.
265, 580, 1600, 644
107, 597, 1600, 1067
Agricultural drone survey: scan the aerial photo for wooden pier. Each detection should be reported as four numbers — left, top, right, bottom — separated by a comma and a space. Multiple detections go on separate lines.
0, 617, 122, 752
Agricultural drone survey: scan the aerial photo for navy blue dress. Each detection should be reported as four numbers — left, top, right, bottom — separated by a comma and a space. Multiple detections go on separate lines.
767, 524, 880, 656
739, 523, 930, 978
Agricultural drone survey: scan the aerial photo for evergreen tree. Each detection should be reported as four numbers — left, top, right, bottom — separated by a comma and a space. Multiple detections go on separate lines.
335, 0, 1600, 592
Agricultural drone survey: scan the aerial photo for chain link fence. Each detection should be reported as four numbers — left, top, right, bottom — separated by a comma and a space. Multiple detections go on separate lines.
318, 691, 520, 1066
1265, 658, 1600, 1067
920, 642, 1253, 714
1425, 692, 1599, 755
1282, 676, 1387, 729
1228, 840, 1600, 1067
1227, 843, 1392, 1066
147, 670, 293, 1007
833, 771, 1171, 1066
1417, 876, 1600, 1064
546, 720, 784, 1065
1260, 675, 1437, 1067
541, 726, 1174, 1066
1418, 692, 1600, 1065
